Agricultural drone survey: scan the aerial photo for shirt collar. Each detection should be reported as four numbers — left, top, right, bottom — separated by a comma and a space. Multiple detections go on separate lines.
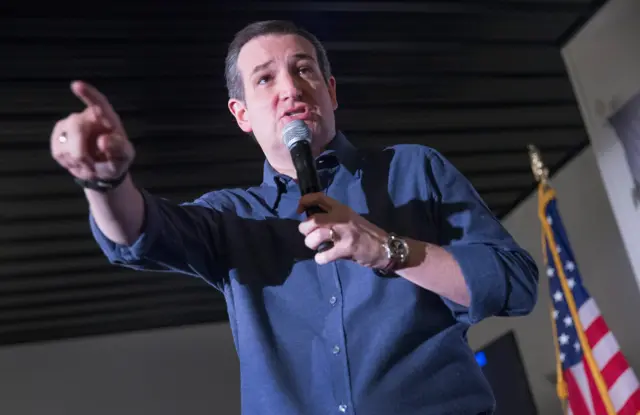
261, 131, 361, 188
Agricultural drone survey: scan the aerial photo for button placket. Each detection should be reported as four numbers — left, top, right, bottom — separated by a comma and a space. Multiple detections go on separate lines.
321, 160, 354, 414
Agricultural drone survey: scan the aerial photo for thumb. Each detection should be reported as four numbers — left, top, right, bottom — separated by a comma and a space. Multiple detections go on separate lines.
97, 133, 127, 160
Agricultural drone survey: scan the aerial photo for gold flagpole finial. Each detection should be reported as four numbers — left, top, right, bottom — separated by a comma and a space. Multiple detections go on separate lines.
528, 144, 549, 185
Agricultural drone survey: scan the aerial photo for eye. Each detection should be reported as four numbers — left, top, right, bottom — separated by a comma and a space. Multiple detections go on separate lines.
298, 66, 313, 76
257, 74, 272, 85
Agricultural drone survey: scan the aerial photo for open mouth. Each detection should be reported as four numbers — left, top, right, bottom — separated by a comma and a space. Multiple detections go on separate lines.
284, 108, 307, 117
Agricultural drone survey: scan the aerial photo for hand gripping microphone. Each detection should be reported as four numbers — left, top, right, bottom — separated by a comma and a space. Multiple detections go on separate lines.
282, 120, 334, 253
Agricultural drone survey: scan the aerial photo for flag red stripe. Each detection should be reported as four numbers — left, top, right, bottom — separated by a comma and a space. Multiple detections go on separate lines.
617, 387, 640, 415
565, 366, 593, 415
584, 358, 608, 415
585, 316, 609, 348
618, 389, 640, 415
601, 351, 629, 388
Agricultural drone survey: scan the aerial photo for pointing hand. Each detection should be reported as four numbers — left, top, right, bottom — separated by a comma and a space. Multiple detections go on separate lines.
50, 81, 135, 181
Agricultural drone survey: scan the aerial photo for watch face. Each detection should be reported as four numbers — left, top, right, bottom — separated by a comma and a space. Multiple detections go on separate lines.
389, 236, 408, 259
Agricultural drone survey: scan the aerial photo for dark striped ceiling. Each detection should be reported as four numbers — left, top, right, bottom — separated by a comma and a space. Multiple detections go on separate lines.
0, 0, 605, 346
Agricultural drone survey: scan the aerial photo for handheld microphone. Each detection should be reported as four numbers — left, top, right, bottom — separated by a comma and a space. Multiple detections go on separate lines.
282, 120, 333, 253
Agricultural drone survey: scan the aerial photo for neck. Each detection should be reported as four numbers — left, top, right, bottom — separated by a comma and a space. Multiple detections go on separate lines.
267, 152, 299, 180
270, 142, 331, 180
267, 128, 338, 179
278, 164, 299, 180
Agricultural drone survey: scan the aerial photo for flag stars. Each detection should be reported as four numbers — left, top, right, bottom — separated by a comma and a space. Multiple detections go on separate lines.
560, 352, 566, 362
563, 316, 573, 327
547, 267, 555, 278
565, 261, 575, 272
547, 216, 553, 225
574, 341, 580, 352
559, 333, 570, 345
553, 310, 559, 320
567, 278, 576, 290
553, 290, 564, 303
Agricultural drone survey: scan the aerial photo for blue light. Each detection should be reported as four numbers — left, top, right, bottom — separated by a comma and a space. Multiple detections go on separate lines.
475, 351, 487, 367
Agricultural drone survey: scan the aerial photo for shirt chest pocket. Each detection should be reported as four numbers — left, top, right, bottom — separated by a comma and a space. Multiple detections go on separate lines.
224, 216, 315, 287
348, 186, 439, 246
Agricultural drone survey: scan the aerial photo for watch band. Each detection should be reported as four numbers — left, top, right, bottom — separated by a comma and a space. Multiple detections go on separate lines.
377, 260, 398, 275
378, 245, 399, 275
73, 171, 128, 193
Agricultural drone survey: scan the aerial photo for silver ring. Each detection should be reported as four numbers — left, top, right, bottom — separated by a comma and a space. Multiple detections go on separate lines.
329, 227, 337, 242
58, 132, 68, 143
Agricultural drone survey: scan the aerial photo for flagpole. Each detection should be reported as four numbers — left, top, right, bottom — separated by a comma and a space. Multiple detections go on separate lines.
529, 145, 617, 415
531, 144, 569, 414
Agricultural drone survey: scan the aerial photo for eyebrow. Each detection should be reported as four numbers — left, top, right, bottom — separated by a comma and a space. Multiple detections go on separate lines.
291, 52, 316, 63
251, 59, 274, 76
250, 53, 318, 76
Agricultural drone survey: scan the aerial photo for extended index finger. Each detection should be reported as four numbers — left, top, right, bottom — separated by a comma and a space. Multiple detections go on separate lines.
70, 80, 119, 127
71, 80, 114, 112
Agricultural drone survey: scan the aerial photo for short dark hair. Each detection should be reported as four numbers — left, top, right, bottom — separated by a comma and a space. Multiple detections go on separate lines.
224, 20, 332, 101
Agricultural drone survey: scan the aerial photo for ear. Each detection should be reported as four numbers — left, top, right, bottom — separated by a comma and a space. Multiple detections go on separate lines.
328, 76, 338, 110
228, 98, 252, 133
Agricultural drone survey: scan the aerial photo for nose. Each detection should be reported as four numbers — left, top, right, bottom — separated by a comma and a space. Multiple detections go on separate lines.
277, 72, 303, 102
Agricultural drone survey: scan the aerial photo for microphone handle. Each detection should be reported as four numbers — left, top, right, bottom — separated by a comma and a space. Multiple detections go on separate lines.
290, 140, 334, 253
305, 205, 334, 253
316, 241, 333, 253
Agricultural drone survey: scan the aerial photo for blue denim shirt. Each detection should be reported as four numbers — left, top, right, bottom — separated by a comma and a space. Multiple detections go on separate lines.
90, 132, 539, 415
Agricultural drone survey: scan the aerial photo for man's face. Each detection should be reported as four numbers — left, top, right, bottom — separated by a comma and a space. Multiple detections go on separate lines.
228, 34, 338, 162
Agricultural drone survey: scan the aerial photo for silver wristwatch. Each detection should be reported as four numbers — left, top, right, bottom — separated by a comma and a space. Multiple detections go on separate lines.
377, 233, 410, 275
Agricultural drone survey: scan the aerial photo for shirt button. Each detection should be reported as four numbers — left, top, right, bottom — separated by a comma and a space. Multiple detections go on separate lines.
338, 404, 348, 413
329, 296, 337, 305
332, 345, 340, 355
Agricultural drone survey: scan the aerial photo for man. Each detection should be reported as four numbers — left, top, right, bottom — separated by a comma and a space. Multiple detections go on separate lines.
50, 20, 539, 415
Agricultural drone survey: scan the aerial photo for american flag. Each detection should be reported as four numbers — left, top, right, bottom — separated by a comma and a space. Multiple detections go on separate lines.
540, 185, 640, 415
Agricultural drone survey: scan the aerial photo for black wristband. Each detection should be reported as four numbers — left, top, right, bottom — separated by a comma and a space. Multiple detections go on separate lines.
74, 171, 128, 193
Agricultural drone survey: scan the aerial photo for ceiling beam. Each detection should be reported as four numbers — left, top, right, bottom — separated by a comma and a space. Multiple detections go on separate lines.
0, 1, 593, 17
0, 14, 580, 45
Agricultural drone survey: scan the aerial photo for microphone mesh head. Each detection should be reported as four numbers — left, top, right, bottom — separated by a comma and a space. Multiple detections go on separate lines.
282, 120, 311, 149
